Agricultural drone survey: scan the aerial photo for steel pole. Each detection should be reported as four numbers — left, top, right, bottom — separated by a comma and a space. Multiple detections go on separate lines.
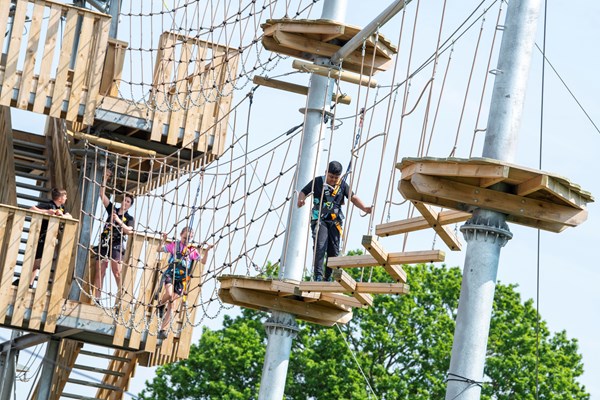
37, 339, 60, 400
257, 1, 347, 399
445, 0, 542, 399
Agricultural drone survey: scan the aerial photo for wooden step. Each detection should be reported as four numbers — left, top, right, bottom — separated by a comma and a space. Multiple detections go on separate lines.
14, 160, 48, 171
328, 250, 445, 268
72, 363, 125, 377
17, 193, 47, 204
61, 393, 103, 400
12, 138, 46, 152
376, 210, 471, 236
13, 148, 47, 162
66, 378, 122, 392
78, 350, 133, 363
14, 172, 49, 181
15, 181, 50, 192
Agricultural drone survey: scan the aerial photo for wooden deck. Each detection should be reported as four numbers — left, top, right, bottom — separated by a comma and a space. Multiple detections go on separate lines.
397, 157, 594, 232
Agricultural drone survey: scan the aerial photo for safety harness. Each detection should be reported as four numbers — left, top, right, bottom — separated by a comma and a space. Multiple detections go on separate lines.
312, 177, 344, 234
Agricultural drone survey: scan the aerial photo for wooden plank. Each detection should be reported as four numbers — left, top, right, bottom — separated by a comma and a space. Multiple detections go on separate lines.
49, 8, 78, 118
405, 174, 588, 230
361, 235, 387, 265
331, 270, 373, 306
0, 1, 12, 65
298, 281, 344, 293
182, 43, 207, 147
223, 287, 353, 326
263, 21, 345, 38
271, 31, 390, 75
291, 59, 377, 88
0, 0, 28, 106
128, 239, 161, 350
44, 220, 78, 332
319, 293, 361, 310
33, 4, 62, 113
113, 234, 146, 346
355, 282, 410, 295
176, 261, 204, 359
67, 13, 95, 121
0, 208, 10, 255
213, 51, 238, 156
166, 41, 194, 145
29, 219, 60, 330
412, 202, 462, 251
328, 249, 445, 268
17, 1, 46, 109
83, 16, 111, 123
376, 210, 470, 236
400, 161, 509, 181
151, 33, 177, 142
12, 216, 42, 327
252, 76, 351, 104
383, 264, 407, 283
0, 210, 26, 323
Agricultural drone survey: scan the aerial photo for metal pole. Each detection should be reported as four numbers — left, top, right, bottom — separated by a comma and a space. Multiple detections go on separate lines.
69, 155, 104, 300
331, 0, 409, 64
37, 339, 60, 400
445, 1, 542, 399
257, 1, 347, 399
108, 0, 122, 38
0, 332, 20, 400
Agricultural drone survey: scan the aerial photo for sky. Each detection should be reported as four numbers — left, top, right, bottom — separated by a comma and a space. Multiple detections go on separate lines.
3, 0, 600, 398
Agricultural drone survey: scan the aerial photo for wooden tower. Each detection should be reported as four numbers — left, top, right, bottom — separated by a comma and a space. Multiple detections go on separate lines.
0, 0, 239, 398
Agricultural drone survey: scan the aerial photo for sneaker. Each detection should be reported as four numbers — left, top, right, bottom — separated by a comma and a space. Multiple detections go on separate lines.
12, 279, 19, 286
157, 304, 165, 318
157, 330, 168, 340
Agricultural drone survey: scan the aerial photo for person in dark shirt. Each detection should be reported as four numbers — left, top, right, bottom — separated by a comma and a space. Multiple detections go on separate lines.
297, 161, 372, 281
93, 170, 135, 302
14, 188, 72, 288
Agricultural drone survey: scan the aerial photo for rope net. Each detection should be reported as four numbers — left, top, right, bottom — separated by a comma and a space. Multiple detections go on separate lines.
61, 0, 508, 335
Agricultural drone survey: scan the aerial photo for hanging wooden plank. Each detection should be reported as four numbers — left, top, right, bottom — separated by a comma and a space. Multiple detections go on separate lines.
328, 249, 445, 268
412, 202, 462, 251
355, 282, 410, 294
18, 1, 46, 110
67, 13, 95, 121
376, 210, 471, 236
0, 0, 28, 106
400, 161, 509, 182
29, 218, 60, 330
291, 60, 377, 88
0, 210, 26, 324
252, 76, 352, 104
49, 8, 78, 118
83, 16, 111, 124
33, 4, 62, 113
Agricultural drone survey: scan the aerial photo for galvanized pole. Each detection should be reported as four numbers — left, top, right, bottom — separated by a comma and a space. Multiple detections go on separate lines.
445, 1, 542, 399
257, 1, 347, 399
36, 338, 60, 400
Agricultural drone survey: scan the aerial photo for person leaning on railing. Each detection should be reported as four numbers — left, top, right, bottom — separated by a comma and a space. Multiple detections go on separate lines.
13, 188, 73, 289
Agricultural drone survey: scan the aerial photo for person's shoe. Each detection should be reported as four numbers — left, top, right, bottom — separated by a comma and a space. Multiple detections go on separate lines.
314, 276, 323, 282
157, 330, 168, 340
157, 304, 165, 318
12, 279, 19, 286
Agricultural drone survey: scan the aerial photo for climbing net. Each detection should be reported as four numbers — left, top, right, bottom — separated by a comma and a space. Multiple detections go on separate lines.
68, 0, 509, 337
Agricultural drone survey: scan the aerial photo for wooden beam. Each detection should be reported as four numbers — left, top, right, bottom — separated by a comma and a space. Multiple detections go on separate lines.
292, 60, 378, 88
403, 174, 588, 231
376, 210, 470, 236
361, 235, 388, 264
400, 161, 509, 181
332, 270, 373, 306
253, 76, 351, 104
263, 21, 345, 39
355, 282, 410, 295
67, 130, 157, 156
412, 202, 462, 251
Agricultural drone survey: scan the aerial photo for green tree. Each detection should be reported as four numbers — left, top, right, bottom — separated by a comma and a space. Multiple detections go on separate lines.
139, 263, 589, 399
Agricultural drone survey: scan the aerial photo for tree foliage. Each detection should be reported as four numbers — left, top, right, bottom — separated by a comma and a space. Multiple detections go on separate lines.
139, 262, 589, 399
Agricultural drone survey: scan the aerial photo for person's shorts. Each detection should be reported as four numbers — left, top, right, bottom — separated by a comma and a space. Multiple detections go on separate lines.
162, 274, 185, 296
97, 243, 125, 261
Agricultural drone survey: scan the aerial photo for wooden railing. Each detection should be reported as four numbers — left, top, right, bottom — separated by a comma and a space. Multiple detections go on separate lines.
0, 0, 111, 124
149, 32, 240, 157
0, 204, 78, 332
0, 106, 17, 205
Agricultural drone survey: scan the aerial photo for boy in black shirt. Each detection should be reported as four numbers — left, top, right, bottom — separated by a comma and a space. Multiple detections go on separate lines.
297, 161, 371, 281
93, 171, 135, 301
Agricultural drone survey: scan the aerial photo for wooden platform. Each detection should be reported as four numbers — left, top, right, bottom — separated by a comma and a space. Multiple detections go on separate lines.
397, 157, 594, 233
261, 19, 398, 76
